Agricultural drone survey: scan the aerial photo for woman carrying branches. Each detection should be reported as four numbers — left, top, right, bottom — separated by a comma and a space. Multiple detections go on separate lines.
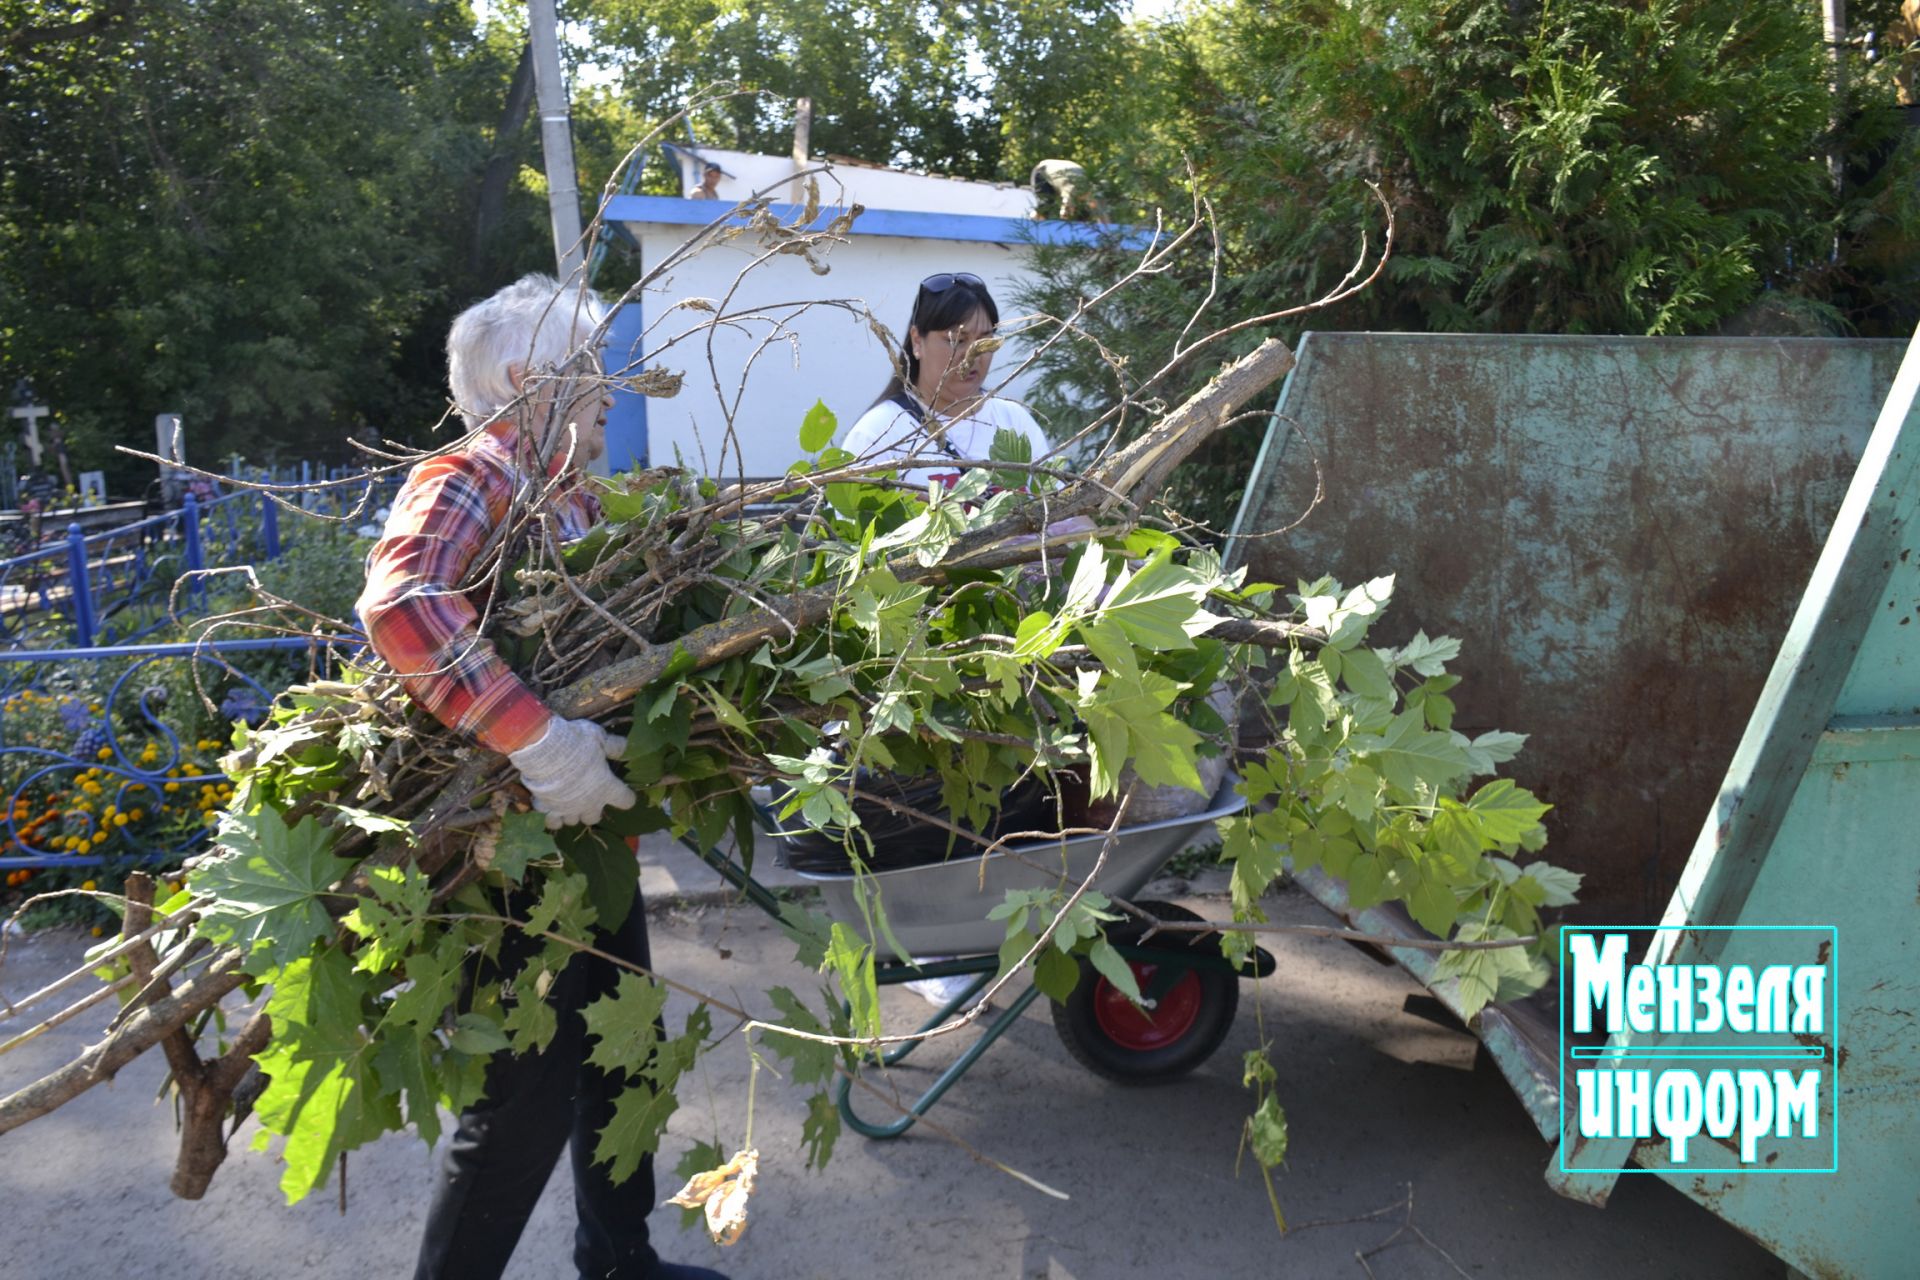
356, 274, 723, 1280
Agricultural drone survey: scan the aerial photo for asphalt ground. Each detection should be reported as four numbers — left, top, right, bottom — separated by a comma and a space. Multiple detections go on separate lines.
0, 841, 1787, 1279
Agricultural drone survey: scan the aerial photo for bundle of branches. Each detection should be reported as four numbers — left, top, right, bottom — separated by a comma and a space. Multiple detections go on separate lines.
0, 179, 1578, 1226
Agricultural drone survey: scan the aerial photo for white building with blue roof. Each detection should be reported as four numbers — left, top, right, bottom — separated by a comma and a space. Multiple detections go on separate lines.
597, 145, 1114, 478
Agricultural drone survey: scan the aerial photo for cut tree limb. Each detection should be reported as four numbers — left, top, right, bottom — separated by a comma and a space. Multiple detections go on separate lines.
0, 949, 251, 1139
554, 335, 1298, 720
0, 333, 1302, 1151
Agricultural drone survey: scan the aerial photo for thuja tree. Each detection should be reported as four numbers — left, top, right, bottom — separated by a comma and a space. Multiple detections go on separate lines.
1018, 0, 1920, 528
0, 195, 1577, 1237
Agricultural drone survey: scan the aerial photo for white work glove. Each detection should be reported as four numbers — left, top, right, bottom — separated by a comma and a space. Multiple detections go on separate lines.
508, 716, 637, 831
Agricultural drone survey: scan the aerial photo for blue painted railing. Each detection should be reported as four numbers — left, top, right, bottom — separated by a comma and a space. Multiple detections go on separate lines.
0, 636, 356, 870
0, 474, 400, 650
0, 466, 401, 875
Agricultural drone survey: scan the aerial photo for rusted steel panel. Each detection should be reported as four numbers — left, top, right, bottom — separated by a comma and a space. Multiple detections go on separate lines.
1229, 333, 1907, 922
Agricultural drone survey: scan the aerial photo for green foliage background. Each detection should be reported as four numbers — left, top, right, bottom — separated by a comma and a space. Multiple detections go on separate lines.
5, 0, 1919, 512
1013, 0, 1920, 525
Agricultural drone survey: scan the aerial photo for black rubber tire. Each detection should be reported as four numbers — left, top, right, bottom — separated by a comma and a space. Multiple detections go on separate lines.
1049, 900, 1239, 1084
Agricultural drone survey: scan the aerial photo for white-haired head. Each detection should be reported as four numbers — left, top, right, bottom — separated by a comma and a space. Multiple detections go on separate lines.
447, 274, 608, 429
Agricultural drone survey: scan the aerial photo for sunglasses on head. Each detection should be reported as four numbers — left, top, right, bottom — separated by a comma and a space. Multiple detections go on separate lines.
918, 272, 985, 296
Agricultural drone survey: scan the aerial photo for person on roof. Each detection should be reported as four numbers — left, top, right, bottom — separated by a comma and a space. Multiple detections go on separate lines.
1029, 158, 1098, 221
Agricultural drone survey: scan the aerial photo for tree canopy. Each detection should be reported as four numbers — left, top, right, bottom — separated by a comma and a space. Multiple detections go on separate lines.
3, 0, 1918, 491
1015, 0, 1920, 525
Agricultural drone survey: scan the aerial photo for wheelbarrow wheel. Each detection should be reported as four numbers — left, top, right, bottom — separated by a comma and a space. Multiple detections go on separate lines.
1049, 900, 1238, 1084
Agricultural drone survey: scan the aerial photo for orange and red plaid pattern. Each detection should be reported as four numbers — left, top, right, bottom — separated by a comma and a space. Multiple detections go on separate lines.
358, 429, 599, 755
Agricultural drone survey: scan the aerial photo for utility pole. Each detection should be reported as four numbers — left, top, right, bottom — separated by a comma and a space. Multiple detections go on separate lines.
791, 97, 813, 204
528, 0, 586, 280
1824, 0, 1847, 198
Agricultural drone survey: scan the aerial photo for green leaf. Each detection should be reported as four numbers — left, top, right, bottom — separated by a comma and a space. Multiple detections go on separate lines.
582, 970, 670, 1078
385, 931, 467, 1030
1086, 939, 1142, 1004
1064, 541, 1108, 615
595, 1078, 678, 1185
372, 1034, 443, 1150
1521, 862, 1582, 907
1095, 551, 1222, 651
1247, 1094, 1289, 1167
1033, 946, 1080, 1002
997, 927, 1038, 981
1406, 877, 1460, 937
192, 808, 354, 971
252, 948, 396, 1204
1224, 815, 1286, 914
1464, 779, 1552, 845
341, 863, 430, 974
647, 1006, 712, 1087
491, 811, 560, 883
1243, 1048, 1277, 1089
798, 399, 837, 452
825, 923, 880, 1041
1430, 801, 1491, 862
502, 973, 561, 1055
558, 825, 638, 933
1360, 708, 1472, 796
325, 803, 414, 842
1328, 762, 1381, 820
1290, 649, 1339, 723
266, 945, 367, 1034
1345, 851, 1387, 910
1393, 630, 1460, 677
252, 1032, 398, 1204
1340, 646, 1395, 701
801, 1090, 841, 1170
449, 1011, 511, 1056
1461, 729, 1528, 774
1013, 609, 1063, 659
1302, 574, 1392, 648
781, 906, 835, 970
766, 987, 838, 1087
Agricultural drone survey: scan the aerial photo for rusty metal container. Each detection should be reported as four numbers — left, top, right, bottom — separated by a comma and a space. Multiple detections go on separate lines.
1227, 333, 1907, 922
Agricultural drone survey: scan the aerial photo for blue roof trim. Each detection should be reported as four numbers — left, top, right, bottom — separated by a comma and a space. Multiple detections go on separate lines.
602, 194, 1151, 250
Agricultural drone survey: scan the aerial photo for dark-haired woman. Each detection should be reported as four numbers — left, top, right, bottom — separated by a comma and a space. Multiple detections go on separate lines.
842, 272, 1050, 1010
842, 272, 1048, 486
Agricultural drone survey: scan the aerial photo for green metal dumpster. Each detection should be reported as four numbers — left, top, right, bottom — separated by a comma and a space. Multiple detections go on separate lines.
1228, 331, 1920, 1276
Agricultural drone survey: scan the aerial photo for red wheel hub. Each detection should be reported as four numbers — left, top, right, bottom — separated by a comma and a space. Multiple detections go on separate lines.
1091, 961, 1202, 1051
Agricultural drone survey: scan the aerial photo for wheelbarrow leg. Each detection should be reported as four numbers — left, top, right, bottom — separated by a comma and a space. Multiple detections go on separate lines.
837, 982, 1044, 1139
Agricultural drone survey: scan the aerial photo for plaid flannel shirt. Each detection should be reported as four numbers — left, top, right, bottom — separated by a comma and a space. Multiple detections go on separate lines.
358, 429, 599, 756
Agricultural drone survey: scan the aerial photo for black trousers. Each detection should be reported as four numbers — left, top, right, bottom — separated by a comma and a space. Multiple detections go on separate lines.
415, 892, 660, 1280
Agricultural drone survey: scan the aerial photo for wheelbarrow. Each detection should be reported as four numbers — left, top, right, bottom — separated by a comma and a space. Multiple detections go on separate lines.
676, 782, 1274, 1138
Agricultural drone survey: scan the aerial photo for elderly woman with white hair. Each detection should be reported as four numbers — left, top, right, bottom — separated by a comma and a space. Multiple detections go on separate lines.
358, 274, 724, 1280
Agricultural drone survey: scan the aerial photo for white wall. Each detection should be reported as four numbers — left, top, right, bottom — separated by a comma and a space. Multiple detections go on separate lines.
619, 221, 1051, 478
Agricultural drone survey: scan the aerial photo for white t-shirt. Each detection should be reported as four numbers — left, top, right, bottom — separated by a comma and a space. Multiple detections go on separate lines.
841, 395, 1051, 491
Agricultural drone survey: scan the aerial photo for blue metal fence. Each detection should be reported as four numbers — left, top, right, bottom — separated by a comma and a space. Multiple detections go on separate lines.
0, 636, 355, 870
0, 473, 401, 650
0, 465, 396, 874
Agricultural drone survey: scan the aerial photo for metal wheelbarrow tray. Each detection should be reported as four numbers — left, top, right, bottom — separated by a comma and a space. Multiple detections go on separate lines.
788, 785, 1250, 959
680, 782, 1272, 1138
